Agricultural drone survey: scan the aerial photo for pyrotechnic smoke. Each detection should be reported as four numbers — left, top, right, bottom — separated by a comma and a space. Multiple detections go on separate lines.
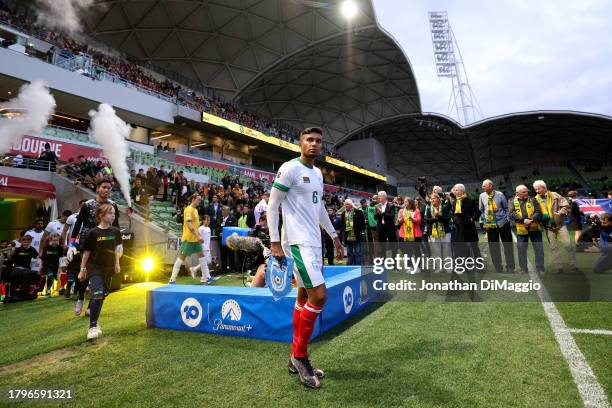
0, 80, 56, 155
88, 103, 132, 208
34, 0, 94, 35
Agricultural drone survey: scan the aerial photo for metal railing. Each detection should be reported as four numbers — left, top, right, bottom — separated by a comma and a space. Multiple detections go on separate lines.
0, 155, 56, 171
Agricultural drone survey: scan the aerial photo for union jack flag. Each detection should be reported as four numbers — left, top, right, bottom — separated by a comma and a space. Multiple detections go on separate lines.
575, 199, 612, 215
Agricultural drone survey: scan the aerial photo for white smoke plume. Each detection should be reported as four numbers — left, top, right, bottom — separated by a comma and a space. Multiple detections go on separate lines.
34, 0, 94, 35
88, 103, 132, 208
0, 80, 56, 155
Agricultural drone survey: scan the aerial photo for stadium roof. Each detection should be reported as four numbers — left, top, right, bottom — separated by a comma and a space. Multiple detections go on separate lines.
84, 0, 421, 143
342, 110, 612, 184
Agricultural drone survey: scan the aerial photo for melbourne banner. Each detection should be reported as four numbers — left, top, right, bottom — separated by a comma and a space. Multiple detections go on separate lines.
10, 135, 106, 163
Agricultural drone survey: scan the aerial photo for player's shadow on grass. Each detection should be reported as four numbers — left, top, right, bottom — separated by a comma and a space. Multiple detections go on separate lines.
314, 302, 385, 345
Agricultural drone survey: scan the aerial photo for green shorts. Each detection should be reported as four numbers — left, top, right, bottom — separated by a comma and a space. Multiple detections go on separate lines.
179, 241, 203, 257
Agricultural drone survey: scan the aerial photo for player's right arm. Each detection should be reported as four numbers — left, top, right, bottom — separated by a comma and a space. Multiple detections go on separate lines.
268, 163, 294, 260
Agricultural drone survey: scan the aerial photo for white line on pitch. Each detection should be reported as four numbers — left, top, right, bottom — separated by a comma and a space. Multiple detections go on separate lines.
511, 232, 610, 407
569, 328, 612, 336
528, 269, 610, 408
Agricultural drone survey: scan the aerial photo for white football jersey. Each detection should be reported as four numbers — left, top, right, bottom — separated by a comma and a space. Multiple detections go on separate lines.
45, 220, 65, 236
25, 229, 44, 253
273, 158, 324, 247
198, 226, 211, 251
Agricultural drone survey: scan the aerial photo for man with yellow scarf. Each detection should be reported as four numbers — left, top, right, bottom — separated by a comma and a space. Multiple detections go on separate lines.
511, 185, 544, 274
478, 179, 515, 273
451, 184, 481, 259
339, 198, 366, 265
533, 180, 578, 273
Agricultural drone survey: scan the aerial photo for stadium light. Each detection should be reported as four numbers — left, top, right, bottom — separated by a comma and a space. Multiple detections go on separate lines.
140, 256, 155, 275
341, 0, 358, 19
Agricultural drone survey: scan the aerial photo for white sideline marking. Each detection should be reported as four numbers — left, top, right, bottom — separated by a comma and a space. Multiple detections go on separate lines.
510, 232, 610, 407
569, 328, 612, 336
528, 270, 610, 408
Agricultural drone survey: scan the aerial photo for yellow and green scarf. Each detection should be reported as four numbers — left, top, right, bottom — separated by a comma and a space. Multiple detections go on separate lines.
402, 209, 415, 241
513, 197, 539, 235
430, 205, 445, 239
454, 193, 466, 214
238, 214, 248, 228
484, 192, 498, 229
345, 209, 356, 242
536, 191, 554, 225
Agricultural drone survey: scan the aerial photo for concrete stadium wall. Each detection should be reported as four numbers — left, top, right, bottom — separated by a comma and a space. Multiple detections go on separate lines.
338, 138, 388, 175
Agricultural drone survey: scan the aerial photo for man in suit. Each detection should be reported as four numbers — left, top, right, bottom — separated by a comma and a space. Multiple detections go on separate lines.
374, 191, 397, 242
207, 194, 222, 233
451, 184, 481, 259
217, 205, 237, 273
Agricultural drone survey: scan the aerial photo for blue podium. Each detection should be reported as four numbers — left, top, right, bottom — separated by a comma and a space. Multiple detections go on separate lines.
146, 266, 386, 342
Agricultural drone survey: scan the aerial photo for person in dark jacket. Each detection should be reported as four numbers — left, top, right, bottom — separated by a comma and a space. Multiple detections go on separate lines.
374, 191, 397, 242
567, 191, 583, 243
207, 195, 222, 233
339, 199, 366, 265
450, 184, 481, 259
510, 185, 544, 273
424, 193, 453, 270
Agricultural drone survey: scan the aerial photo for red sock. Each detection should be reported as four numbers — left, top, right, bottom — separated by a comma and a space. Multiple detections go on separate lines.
294, 302, 322, 358
291, 300, 305, 357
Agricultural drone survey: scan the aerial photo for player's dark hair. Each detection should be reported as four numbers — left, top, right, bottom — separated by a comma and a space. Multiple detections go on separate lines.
62, 210, 72, 217
96, 179, 112, 189
300, 127, 323, 138
35, 217, 44, 224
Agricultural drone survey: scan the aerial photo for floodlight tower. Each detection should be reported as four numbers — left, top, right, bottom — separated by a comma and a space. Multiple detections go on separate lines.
428, 11, 482, 125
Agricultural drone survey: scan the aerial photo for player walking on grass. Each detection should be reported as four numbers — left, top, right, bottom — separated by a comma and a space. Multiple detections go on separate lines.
268, 127, 344, 389
188, 215, 219, 284
78, 203, 122, 340
169, 194, 210, 284
68, 181, 121, 316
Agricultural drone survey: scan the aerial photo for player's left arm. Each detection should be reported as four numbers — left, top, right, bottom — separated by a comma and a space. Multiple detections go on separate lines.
112, 204, 124, 256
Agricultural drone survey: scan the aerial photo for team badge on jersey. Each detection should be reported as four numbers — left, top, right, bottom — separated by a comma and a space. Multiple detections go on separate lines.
303, 176, 310, 183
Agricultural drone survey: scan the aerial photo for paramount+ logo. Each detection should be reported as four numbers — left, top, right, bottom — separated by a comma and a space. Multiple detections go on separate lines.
180, 297, 203, 328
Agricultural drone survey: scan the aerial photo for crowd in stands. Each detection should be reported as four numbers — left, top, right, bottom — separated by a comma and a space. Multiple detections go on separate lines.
0, 2, 363, 170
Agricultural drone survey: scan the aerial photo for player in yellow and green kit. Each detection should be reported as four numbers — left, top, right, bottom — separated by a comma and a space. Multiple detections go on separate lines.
169, 193, 207, 284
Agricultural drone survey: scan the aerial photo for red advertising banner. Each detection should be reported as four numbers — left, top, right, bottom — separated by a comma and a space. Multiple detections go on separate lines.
10, 135, 107, 163
175, 154, 276, 183
0, 175, 56, 198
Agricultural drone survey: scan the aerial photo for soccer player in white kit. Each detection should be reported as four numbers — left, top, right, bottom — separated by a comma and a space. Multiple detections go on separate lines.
268, 127, 344, 389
